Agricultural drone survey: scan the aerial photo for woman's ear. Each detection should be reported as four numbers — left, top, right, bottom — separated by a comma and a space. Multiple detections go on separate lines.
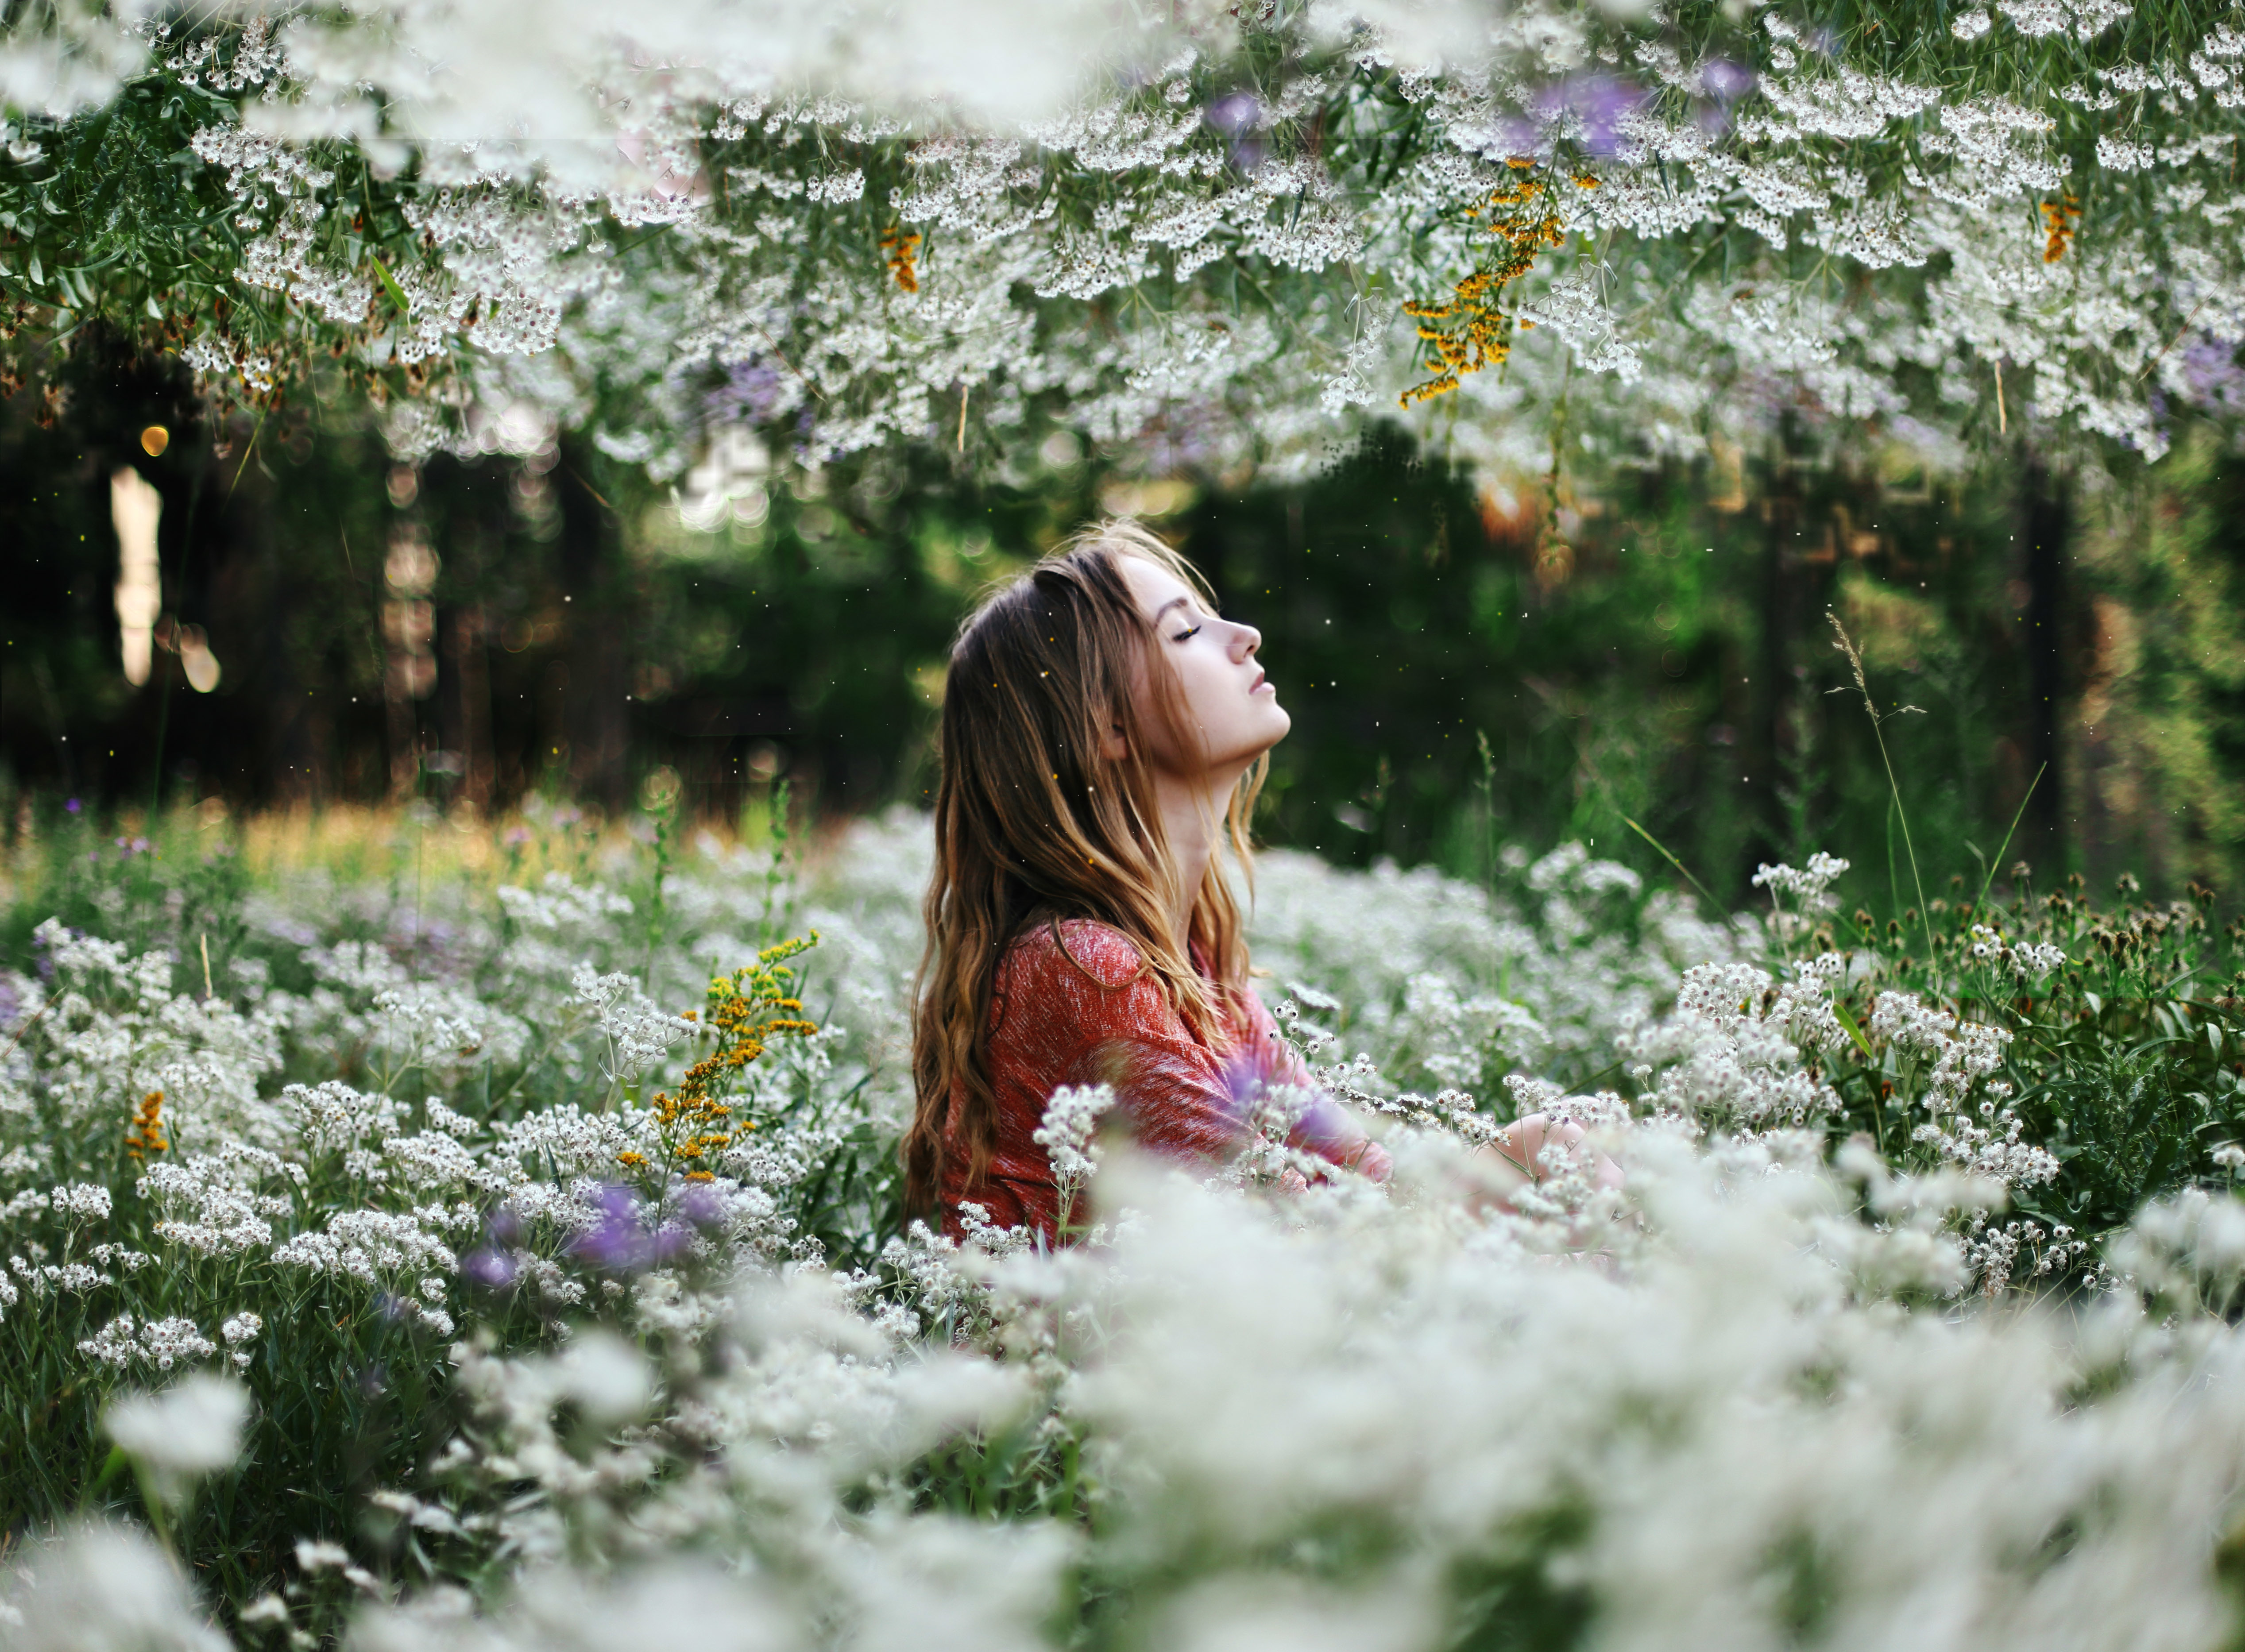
1099, 718, 1128, 762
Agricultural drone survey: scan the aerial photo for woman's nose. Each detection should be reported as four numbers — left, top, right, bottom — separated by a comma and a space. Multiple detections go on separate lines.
1229, 619, 1262, 659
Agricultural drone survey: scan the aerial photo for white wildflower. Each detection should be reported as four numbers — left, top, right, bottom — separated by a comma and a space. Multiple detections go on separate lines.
104, 1374, 251, 1498
77, 1314, 218, 1371
1033, 1083, 1116, 1189
0, 1523, 228, 1652
48, 1183, 112, 1222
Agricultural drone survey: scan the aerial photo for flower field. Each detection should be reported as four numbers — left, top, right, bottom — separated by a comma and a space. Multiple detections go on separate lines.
12, 0, 2245, 1640
2, 799, 2243, 1649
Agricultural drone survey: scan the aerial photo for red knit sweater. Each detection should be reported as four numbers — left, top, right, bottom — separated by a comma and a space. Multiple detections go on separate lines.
938, 918, 1391, 1241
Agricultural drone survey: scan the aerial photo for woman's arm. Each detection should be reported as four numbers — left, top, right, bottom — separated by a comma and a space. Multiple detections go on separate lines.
1235, 988, 1391, 1181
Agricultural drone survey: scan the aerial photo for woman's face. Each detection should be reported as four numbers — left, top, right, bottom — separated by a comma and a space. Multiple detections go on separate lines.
1117, 552, 1290, 776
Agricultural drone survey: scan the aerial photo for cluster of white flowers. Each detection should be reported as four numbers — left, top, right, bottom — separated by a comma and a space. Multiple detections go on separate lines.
77, 1314, 219, 1371
495, 873, 635, 936
1030, 1082, 1116, 1231
570, 965, 695, 1086
138, 1147, 298, 1256
1622, 956, 1847, 1128
1753, 851, 1851, 911
1968, 922, 2070, 980
219, 1310, 263, 1370
33, 1127, 2245, 1652
1869, 987, 2016, 1112
1248, 837, 1749, 1095
0, 835, 902, 1412
104, 1373, 251, 1496
18, 918, 287, 1153
1911, 1086, 2064, 1193
270, 1208, 460, 1291
47, 1182, 112, 1222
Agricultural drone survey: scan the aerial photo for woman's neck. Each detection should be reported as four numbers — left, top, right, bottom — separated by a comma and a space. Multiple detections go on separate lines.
1151, 760, 1248, 942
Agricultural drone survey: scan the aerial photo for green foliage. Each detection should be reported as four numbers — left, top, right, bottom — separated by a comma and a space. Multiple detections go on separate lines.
1809, 871, 2245, 1254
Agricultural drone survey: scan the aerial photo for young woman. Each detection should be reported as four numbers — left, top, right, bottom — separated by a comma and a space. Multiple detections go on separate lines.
905, 518, 1583, 1240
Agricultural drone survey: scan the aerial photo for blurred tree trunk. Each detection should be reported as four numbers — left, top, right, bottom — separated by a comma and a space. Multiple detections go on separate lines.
556, 438, 632, 811
440, 603, 495, 811
2021, 456, 2069, 878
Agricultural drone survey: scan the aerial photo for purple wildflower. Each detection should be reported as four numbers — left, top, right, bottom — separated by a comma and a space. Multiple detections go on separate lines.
1532, 75, 1650, 158
462, 1247, 520, 1289
708, 359, 786, 426
1203, 92, 1268, 172
676, 1182, 728, 1228
568, 1182, 689, 1272
1702, 60, 1755, 103
2176, 335, 2245, 413
1202, 92, 1260, 135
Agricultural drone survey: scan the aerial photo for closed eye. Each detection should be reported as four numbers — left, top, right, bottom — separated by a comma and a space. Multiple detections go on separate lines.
1172, 623, 1202, 642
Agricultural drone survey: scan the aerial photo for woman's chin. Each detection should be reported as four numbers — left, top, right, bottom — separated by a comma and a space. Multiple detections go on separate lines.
1208, 704, 1290, 768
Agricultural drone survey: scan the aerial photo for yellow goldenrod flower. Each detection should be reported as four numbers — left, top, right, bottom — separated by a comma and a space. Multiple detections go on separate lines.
126, 1090, 168, 1162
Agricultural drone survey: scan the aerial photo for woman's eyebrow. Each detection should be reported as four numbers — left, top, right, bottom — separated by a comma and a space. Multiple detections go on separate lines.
1150, 596, 1191, 625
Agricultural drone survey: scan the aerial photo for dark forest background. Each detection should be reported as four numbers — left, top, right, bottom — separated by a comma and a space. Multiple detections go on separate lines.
8, 333, 2245, 909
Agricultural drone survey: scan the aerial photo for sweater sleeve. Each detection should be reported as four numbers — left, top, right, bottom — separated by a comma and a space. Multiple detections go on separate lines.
947, 924, 1387, 1248
1063, 982, 1255, 1163
1034, 930, 1386, 1181
946, 924, 1248, 1246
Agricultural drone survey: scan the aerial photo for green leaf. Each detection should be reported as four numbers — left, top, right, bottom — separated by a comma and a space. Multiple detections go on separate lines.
1831, 998, 1874, 1061
371, 255, 410, 315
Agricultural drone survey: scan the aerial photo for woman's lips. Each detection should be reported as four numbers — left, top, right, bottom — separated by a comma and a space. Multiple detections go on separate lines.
1251, 668, 1271, 694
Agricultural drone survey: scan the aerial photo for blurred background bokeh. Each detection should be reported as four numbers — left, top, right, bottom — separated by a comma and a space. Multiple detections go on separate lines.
8, 328, 2245, 909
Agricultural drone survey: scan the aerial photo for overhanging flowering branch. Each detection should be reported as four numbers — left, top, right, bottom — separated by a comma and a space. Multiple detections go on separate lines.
3, 0, 2244, 481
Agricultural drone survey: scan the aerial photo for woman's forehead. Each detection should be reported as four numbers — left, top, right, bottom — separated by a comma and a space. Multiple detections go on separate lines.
1116, 552, 1191, 615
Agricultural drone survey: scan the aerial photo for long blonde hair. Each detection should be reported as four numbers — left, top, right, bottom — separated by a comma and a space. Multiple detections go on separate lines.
904, 519, 1267, 1211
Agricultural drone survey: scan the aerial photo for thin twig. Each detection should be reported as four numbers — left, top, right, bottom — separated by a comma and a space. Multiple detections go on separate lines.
2138, 297, 2209, 381
570, 469, 615, 513
750, 321, 823, 404
227, 407, 268, 499
3, 1003, 48, 1058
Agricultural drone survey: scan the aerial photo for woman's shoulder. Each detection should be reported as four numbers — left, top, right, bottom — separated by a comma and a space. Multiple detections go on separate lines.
1001, 917, 1151, 992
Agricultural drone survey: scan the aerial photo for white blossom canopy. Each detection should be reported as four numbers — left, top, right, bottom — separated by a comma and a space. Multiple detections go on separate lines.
1, 0, 2239, 481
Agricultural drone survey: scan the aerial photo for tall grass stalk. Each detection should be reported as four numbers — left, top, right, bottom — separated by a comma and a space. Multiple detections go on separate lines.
1972, 762, 2048, 917
1829, 614, 1931, 952
1622, 814, 1721, 915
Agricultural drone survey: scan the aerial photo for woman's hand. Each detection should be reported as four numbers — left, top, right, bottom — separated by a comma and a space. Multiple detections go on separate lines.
1494, 1112, 1623, 1188
1472, 1111, 1625, 1213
